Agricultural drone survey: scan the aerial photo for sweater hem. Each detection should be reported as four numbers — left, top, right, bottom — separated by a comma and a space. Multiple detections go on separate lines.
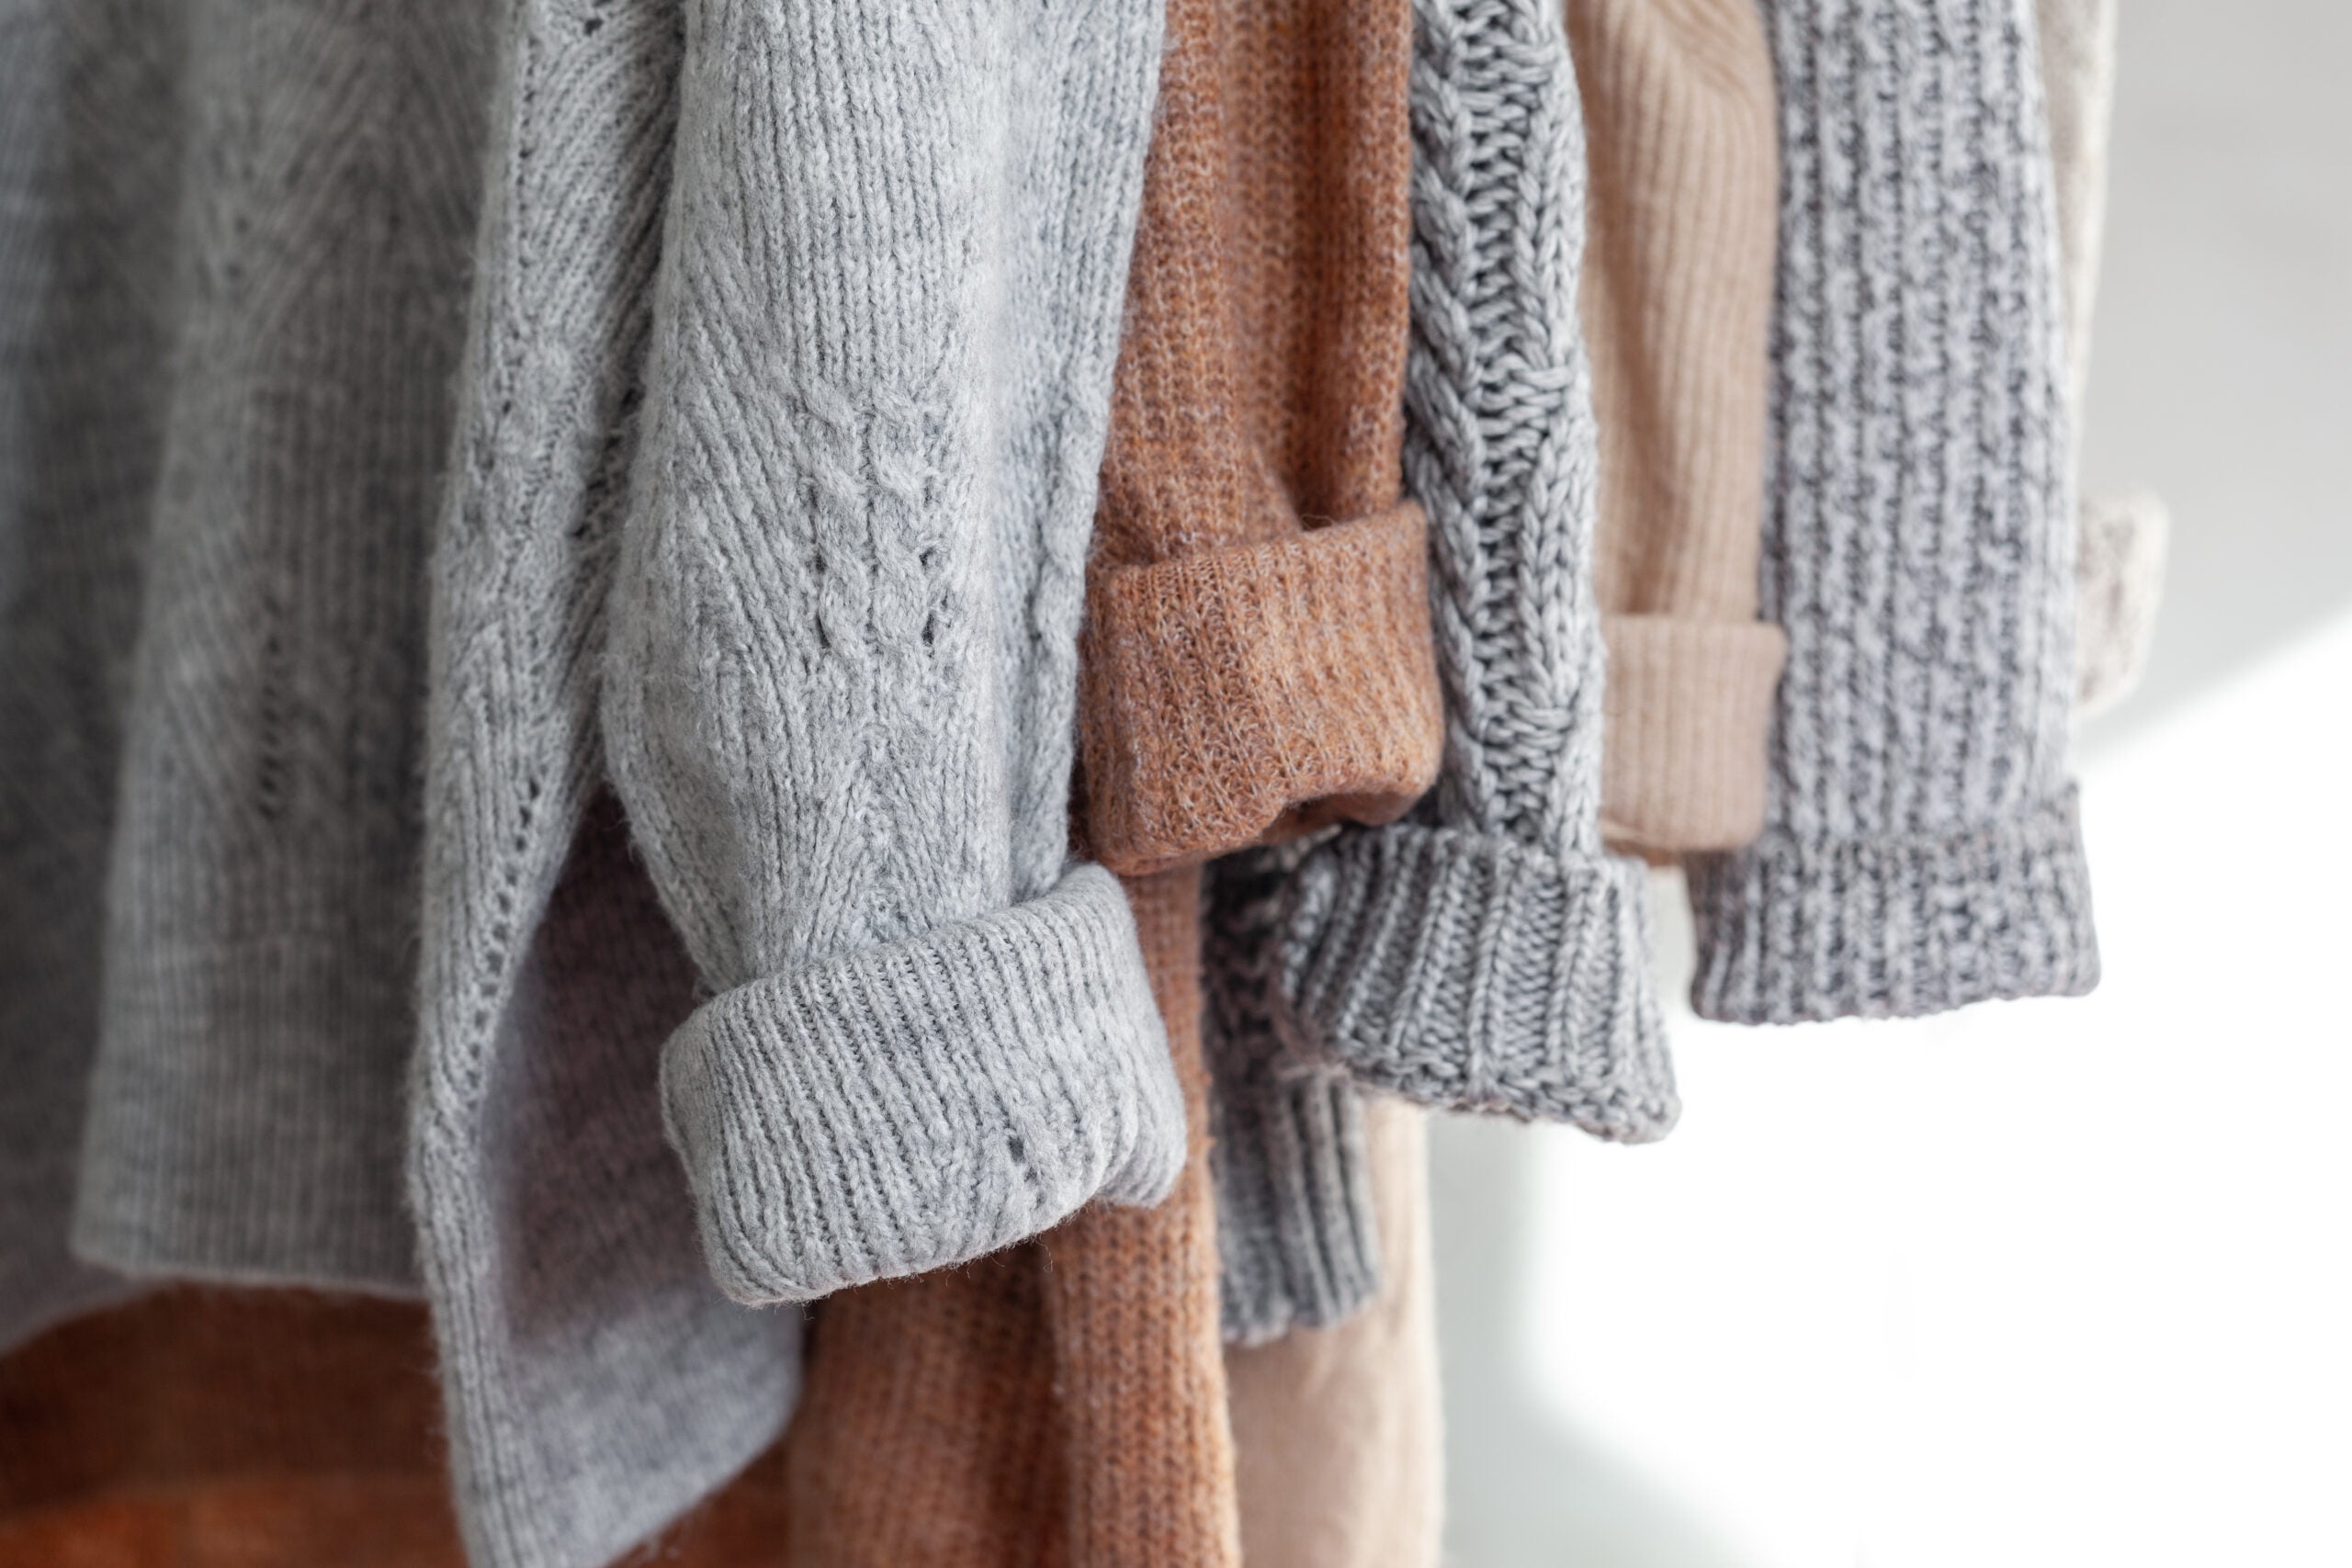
661, 863, 1185, 1304
1687, 784, 2099, 1024
1211, 1067, 1381, 1347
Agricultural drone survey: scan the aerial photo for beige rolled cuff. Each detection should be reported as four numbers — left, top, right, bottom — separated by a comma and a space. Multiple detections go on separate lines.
1600, 613, 1788, 858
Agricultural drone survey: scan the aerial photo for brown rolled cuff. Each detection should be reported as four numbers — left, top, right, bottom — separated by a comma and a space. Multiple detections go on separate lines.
1600, 614, 1788, 859
1080, 502, 1444, 878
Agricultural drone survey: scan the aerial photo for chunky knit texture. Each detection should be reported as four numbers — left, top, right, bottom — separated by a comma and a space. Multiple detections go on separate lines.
1688, 0, 2098, 1024
1575, 0, 1789, 859
1278, 0, 1671, 1140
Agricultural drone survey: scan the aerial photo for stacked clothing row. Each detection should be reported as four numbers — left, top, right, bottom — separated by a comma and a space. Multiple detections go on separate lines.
0, 0, 2162, 1562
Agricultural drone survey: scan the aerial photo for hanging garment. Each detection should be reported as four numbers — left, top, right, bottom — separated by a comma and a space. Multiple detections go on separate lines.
1687, 0, 2099, 1023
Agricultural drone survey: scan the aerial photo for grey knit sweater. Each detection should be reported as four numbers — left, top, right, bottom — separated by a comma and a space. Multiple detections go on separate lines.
1210, 0, 1674, 1344
1687, 0, 2098, 1021
418, 2, 1173, 1562
1, 4, 1171, 1567
1275, 0, 1669, 1134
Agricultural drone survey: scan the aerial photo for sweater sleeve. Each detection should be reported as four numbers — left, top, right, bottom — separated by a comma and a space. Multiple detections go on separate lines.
1575, 0, 1790, 859
600, 0, 1182, 1307
1272, 0, 1673, 1142
1686, 0, 2098, 1023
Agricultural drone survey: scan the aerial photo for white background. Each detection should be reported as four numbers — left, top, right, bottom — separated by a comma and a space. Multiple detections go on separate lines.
1431, 2, 2352, 1562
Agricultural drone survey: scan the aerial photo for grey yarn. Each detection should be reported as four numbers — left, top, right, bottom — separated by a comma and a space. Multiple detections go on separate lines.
3, 0, 1170, 1563
1272, 0, 1672, 1143
1205, 842, 1381, 1347
2, 0, 489, 1345
600, 0, 1180, 1310
412, 2, 1173, 1563
1687, 0, 2098, 1023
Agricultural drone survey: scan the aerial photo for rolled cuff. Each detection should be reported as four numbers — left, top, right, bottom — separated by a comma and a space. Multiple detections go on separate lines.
1688, 785, 2099, 1024
1080, 502, 1445, 877
1276, 825, 1675, 1141
1600, 614, 1787, 858
660, 863, 1186, 1305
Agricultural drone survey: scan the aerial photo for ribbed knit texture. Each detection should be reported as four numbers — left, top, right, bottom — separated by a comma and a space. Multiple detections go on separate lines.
1278, 0, 1671, 1140
775, 873, 1239, 1568
1575, 0, 1790, 859
2037, 0, 2163, 715
1687, 0, 2098, 1024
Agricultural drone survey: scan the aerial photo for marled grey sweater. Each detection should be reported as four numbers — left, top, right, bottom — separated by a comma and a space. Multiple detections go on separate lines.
1688, 0, 2098, 1021
1, 3, 1172, 1566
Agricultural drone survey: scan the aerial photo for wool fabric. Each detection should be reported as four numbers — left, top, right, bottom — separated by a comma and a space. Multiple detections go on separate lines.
1574, 0, 1789, 859
2036, 0, 2165, 715
1687, 0, 2099, 1023
1225, 1098, 1445, 1568
775, 0, 1447, 1547
4, 4, 1173, 1568
408, 3, 1174, 1563
1276, 0, 1672, 1139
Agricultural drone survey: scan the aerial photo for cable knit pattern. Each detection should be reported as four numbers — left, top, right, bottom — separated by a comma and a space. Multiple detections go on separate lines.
601, 0, 1179, 1312
1278, 0, 1672, 1139
1688, 0, 2099, 1023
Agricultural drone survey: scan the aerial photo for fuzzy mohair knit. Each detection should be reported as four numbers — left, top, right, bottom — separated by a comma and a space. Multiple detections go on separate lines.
1274, 0, 1672, 1139
772, 0, 1448, 1551
1686, 0, 2099, 1023
1573, 0, 1788, 859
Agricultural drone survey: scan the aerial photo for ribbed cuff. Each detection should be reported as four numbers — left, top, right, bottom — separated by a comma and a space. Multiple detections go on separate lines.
1210, 1066, 1382, 1347
2075, 488, 2167, 717
1600, 614, 1787, 857
1080, 503, 1444, 876
660, 863, 1185, 1305
1689, 786, 2099, 1024
1276, 825, 1674, 1141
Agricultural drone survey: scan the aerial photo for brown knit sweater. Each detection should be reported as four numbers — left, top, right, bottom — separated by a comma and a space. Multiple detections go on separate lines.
775, 0, 1437, 1555
1576, 0, 1788, 860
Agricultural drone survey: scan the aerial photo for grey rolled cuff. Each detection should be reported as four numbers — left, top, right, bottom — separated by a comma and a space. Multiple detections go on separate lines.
1210, 1066, 1380, 1347
660, 863, 1185, 1305
1277, 824, 1675, 1142
1689, 786, 2099, 1025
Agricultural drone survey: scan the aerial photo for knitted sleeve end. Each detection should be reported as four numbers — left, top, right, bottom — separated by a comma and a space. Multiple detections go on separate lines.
1688, 785, 2100, 1025
1078, 502, 1444, 878
1600, 613, 1788, 858
1276, 825, 1675, 1142
658, 863, 1184, 1305
1210, 1066, 1382, 1347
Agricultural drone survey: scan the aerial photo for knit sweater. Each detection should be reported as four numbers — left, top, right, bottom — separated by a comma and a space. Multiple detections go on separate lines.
1687, 0, 2098, 1022
1274, 0, 1671, 1138
410, 4, 1172, 1566
1576, 0, 1789, 859
2, 5, 1174, 1568
772, 0, 1446, 1543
